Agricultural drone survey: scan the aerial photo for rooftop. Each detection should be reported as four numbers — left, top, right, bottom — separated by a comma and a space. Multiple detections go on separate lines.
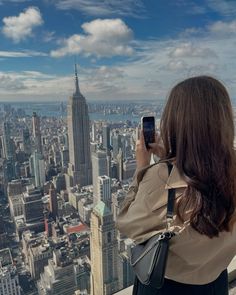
0, 248, 12, 267
93, 200, 111, 217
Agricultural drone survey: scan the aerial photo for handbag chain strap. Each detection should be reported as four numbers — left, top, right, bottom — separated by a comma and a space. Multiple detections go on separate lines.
166, 162, 176, 231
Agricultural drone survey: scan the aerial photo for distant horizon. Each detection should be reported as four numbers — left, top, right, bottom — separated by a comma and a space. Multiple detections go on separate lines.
0, 98, 165, 104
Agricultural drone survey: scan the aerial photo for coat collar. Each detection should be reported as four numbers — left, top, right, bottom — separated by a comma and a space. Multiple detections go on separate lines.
165, 164, 188, 190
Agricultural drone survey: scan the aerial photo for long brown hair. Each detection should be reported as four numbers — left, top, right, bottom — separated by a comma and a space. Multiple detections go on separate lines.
160, 76, 236, 238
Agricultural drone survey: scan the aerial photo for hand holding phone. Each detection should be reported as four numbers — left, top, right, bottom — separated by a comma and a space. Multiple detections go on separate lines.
141, 116, 155, 149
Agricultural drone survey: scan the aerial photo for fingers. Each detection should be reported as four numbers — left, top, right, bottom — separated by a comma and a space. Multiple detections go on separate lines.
155, 130, 161, 143
137, 128, 146, 150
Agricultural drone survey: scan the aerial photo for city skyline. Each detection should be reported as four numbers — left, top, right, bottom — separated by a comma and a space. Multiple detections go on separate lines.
0, 0, 236, 101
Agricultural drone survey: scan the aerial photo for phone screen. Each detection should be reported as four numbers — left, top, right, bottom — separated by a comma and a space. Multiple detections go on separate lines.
142, 116, 155, 149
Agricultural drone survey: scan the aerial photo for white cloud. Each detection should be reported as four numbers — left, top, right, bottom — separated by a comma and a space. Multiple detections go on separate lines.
1, 19, 236, 102
208, 20, 236, 34
0, 71, 72, 100
169, 42, 217, 58
0, 73, 27, 90
206, 0, 236, 16
42, 31, 56, 42
51, 18, 133, 58
55, 0, 145, 17
165, 60, 188, 71
0, 50, 47, 57
2, 7, 43, 43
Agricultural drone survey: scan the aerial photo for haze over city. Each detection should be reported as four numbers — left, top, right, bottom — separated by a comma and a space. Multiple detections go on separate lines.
0, 0, 236, 101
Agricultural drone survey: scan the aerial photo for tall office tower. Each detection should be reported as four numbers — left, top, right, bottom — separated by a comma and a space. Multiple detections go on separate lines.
61, 147, 69, 167
112, 189, 126, 222
91, 123, 97, 142
97, 176, 111, 209
102, 124, 111, 151
111, 131, 122, 159
118, 240, 135, 290
121, 134, 132, 159
32, 151, 45, 187
7, 180, 24, 219
90, 201, 119, 295
49, 183, 58, 220
21, 185, 43, 223
2, 122, 15, 181
32, 112, 42, 154
117, 149, 123, 181
123, 159, 136, 180
0, 248, 21, 295
92, 149, 109, 204
22, 128, 31, 155
28, 242, 52, 280
38, 250, 90, 295
67, 65, 92, 188
2, 122, 14, 160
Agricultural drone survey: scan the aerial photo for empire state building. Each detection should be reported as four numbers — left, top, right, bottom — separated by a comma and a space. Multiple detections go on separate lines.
66, 65, 92, 187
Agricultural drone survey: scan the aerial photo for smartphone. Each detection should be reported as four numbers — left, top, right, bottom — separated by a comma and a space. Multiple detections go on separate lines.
141, 116, 155, 149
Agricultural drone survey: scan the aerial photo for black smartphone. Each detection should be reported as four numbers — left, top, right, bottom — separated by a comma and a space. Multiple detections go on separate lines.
141, 116, 155, 149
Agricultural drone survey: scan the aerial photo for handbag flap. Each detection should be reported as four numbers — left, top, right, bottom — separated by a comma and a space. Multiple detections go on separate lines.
131, 236, 170, 285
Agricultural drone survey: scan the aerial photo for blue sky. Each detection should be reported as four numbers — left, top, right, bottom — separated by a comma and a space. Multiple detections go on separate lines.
0, 0, 236, 101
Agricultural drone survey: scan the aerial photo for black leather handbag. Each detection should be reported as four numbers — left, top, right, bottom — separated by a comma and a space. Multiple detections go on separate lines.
130, 162, 176, 289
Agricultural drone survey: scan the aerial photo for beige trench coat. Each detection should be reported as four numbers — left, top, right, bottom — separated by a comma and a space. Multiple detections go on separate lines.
116, 162, 236, 284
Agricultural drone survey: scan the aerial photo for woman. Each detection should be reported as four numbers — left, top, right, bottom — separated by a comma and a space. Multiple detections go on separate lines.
116, 76, 236, 295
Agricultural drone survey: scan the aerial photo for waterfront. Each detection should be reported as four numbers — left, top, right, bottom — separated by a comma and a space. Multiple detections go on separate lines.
0, 101, 156, 123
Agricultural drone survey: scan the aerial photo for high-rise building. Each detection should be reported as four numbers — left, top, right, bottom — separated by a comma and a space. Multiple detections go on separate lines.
111, 132, 122, 159
32, 151, 45, 188
22, 128, 31, 155
67, 65, 92, 188
0, 248, 21, 295
123, 159, 136, 180
2, 122, 14, 160
90, 201, 119, 295
117, 149, 123, 181
117, 240, 135, 290
21, 185, 44, 223
92, 149, 109, 204
38, 250, 90, 295
91, 123, 97, 142
49, 183, 58, 220
97, 176, 111, 209
2, 122, 15, 181
61, 147, 69, 167
28, 241, 52, 280
102, 124, 111, 151
32, 112, 43, 154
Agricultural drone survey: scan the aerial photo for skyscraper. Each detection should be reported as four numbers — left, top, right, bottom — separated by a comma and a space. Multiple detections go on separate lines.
32, 112, 42, 154
90, 201, 119, 295
32, 151, 45, 188
111, 131, 122, 159
67, 65, 92, 187
21, 185, 44, 223
0, 248, 21, 295
22, 128, 31, 155
92, 149, 109, 204
97, 175, 111, 209
2, 122, 14, 160
102, 124, 111, 151
2, 122, 15, 181
49, 183, 58, 220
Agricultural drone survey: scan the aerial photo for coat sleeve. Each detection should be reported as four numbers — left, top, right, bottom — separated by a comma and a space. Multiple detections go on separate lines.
117, 166, 149, 213
116, 163, 167, 244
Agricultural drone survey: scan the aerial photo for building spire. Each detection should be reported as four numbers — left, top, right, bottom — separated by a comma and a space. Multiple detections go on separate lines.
74, 63, 80, 95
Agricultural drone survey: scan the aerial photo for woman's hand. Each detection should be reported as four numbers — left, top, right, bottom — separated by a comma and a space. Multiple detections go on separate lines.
135, 130, 152, 169
148, 132, 165, 159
